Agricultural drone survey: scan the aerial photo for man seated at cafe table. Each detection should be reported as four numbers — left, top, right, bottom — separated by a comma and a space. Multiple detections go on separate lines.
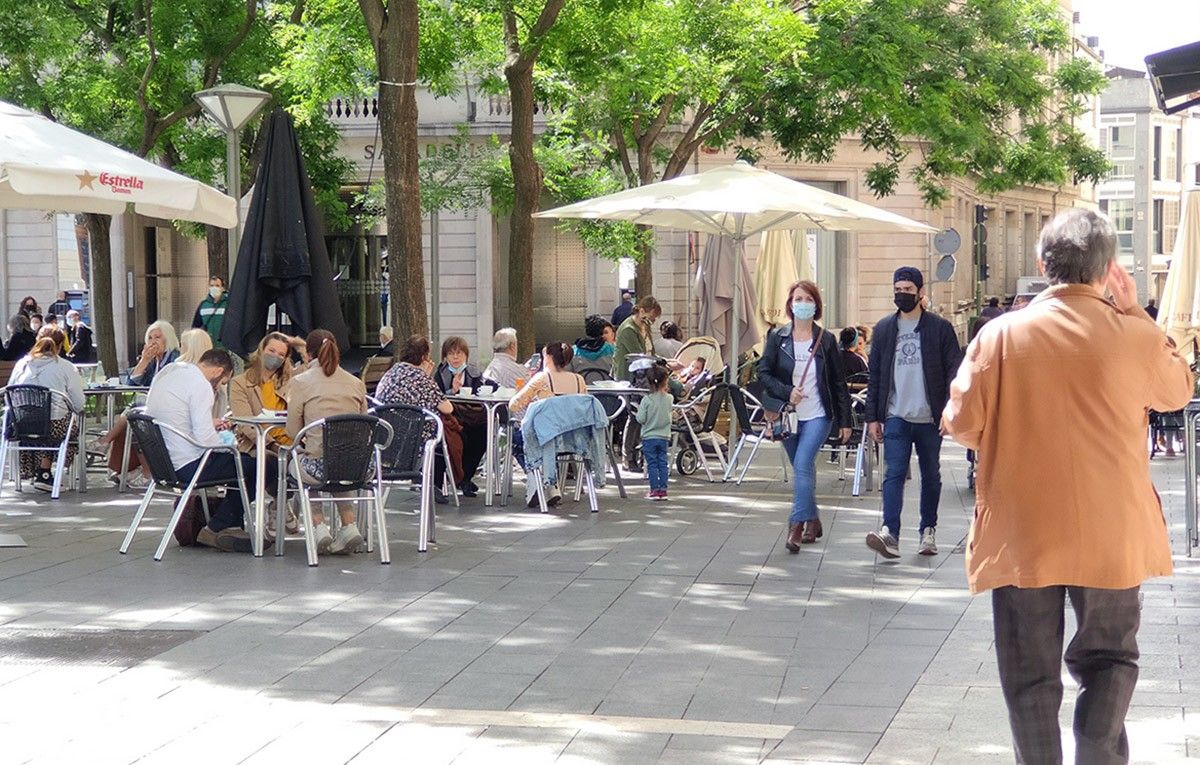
144, 349, 275, 553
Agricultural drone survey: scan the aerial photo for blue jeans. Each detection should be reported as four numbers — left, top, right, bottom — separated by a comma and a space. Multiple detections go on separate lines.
643, 438, 669, 491
782, 416, 830, 525
881, 417, 942, 538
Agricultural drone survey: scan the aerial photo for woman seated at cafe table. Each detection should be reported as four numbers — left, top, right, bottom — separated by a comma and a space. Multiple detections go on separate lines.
230, 331, 302, 538
508, 342, 589, 507
375, 334, 458, 505
285, 330, 369, 555
128, 320, 179, 387
10, 328, 85, 492
433, 336, 489, 498
88, 320, 179, 488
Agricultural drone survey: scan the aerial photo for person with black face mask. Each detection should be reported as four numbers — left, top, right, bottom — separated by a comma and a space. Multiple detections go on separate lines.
863, 266, 963, 560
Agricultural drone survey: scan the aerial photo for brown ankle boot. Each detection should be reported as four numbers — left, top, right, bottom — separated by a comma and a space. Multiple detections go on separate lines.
801, 520, 819, 544
785, 523, 802, 553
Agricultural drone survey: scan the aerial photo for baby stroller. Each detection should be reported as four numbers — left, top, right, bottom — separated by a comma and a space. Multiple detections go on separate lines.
669, 338, 729, 478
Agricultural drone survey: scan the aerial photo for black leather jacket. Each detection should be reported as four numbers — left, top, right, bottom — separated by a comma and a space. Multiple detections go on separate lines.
865, 309, 963, 424
756, 323, 853, 429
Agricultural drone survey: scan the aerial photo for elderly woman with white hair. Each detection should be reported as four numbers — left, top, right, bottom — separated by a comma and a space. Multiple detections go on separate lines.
128, 319, 179, 387
88, 320, 180, 487
482, 327, 528, 389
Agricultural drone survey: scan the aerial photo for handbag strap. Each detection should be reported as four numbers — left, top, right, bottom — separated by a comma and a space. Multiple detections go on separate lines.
794, 327, 823, 393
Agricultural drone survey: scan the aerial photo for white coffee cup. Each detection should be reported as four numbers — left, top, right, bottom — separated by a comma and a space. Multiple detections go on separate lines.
479, 384, 496, 396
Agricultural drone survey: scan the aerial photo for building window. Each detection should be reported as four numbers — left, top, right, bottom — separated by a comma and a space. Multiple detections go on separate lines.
1165, 199, 1181, 255
1154, 126, 1162, 181
1153, 199, 1164, 254
1107, 199, 1134, 251
1169, 128, 1181, 182
1106, 126, 1135, 180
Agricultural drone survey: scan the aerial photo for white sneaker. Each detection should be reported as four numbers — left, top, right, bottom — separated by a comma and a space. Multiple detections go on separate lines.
313, 522, 333, 555
86, 437, 108, 455
329, 523, 363, 555
125, 471, 150, 490
866, 528, 901, 559
918, 527, 938, 556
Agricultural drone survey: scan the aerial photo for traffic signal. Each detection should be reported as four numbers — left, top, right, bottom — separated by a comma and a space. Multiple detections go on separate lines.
973, 204, 989, 281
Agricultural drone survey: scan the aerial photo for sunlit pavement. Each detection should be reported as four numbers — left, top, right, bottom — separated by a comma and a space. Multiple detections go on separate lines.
0, 444, 1196, 764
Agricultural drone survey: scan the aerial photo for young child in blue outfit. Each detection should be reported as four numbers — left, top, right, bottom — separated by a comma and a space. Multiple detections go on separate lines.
636, 366, 673, 500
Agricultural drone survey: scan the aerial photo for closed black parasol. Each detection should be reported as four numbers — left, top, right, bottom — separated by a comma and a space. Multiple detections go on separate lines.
220, 108, 350, 357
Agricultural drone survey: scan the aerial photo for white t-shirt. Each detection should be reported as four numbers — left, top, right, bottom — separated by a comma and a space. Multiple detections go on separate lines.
791, 340, 826, 421
144, 362, 222, 470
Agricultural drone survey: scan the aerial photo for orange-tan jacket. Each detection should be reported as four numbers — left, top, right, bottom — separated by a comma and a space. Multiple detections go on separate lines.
943, 284, 1193, 594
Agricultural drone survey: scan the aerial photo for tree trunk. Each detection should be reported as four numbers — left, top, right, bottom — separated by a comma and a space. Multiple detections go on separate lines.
376, 1, 427, 351
83, 213, 118, 377
505, 62, 540, 358
634, 235, 653, 298
205, 225, 229, 283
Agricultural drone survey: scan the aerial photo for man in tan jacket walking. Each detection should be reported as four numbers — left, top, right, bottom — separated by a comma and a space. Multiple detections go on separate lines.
943, 208, 1193, 764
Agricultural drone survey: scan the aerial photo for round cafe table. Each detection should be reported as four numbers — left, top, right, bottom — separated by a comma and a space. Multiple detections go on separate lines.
446, 391, 512, 507
229, 412, 287, 557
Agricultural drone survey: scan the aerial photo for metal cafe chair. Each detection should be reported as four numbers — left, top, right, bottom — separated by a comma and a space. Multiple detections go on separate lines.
119, 411, 251, 561
0, 385, 82, 500
370, 404, 444, 553
279, 414, 393, 567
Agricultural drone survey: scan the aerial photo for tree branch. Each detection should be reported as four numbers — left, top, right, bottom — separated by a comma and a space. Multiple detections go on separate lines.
136, 0, 157, 117
202, 0, 258, 87
640, 94, 677, 148
357, 0, 385, 50
61, 0, 114, 47
611, 123, 636, 186
290, 0, 306, 25
514, 0, 566, 68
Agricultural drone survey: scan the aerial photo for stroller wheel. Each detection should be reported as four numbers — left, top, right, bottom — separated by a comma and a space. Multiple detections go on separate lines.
676, 447, 699, 476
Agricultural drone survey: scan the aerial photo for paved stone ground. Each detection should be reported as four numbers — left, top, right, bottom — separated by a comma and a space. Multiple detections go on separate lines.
0, 441, 1197, 764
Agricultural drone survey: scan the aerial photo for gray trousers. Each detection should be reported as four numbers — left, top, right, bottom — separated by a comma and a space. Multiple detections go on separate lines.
992, 585, 1141, 765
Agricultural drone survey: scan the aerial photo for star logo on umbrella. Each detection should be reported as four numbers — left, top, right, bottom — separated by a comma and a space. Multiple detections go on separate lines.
76, 170, 97, 190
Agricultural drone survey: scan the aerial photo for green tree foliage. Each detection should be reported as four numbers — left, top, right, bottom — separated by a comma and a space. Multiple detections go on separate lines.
760, 0, 1108, 205
544, 0, 1107, 292
0, 0, 351, 370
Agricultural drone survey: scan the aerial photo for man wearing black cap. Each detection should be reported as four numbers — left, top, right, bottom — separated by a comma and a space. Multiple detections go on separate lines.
864, 266, 963, 558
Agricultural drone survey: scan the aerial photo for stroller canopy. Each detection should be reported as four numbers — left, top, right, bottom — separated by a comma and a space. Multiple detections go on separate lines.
675, 336, 726, 377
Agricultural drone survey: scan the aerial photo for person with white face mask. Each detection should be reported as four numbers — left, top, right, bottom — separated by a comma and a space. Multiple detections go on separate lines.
191, 275, 229, 348
755, 280, 853, 552
64, 309, 96, 364
433, 336, 489, 498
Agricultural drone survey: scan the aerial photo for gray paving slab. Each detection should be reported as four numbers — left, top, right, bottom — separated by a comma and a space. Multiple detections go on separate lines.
0, 445, 1194, 763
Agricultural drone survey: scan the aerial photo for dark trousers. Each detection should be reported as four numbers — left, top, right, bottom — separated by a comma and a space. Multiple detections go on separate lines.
460, 422, 488, 485
992, 585, 1141, 765
881, 416, 942, 537
174, 452, 274, 532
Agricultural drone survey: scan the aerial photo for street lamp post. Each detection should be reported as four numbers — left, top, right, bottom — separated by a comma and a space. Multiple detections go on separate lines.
194, 84, 272, 274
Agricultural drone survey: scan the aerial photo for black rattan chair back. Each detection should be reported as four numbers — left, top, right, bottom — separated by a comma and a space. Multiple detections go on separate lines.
317, 414, 385, 490
592, 392, 624, 421
728, 386, 755, 432
3, 385, 53, 443
127, 411, 183, 489
372, 405, 428, 481
699, 384, 730, 433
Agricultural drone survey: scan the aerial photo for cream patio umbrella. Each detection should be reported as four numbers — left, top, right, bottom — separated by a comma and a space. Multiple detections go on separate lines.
755, 229, 810, 329
0, 100, 237, 227
1159, 189, 1200, 360
535, 160, 936, 374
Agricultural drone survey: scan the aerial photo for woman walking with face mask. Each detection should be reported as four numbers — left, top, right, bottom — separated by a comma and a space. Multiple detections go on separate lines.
756, 281, 853, 552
